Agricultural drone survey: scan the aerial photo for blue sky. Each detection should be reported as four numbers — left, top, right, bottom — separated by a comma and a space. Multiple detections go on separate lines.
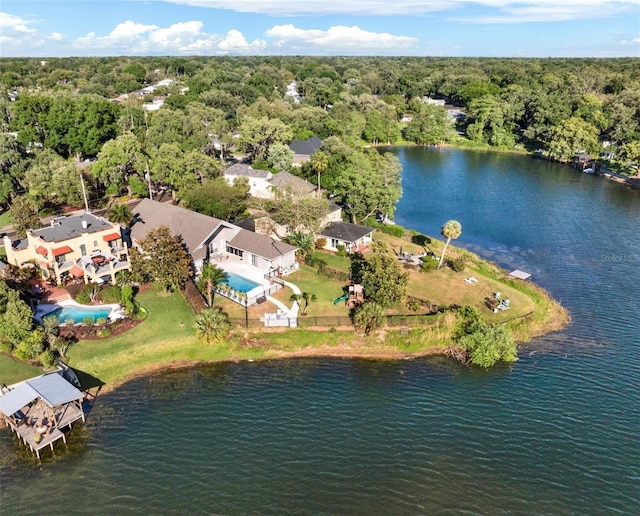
1, 0, 639, 57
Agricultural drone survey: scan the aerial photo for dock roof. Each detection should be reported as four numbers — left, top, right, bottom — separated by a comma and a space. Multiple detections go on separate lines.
0, 373, 84, 417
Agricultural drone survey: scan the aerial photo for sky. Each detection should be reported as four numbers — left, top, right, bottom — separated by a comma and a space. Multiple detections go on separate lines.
1, 0, 639, 58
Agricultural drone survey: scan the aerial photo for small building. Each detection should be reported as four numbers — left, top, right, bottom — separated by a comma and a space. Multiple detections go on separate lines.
289, 137, 323, 166
319, 221, 375, 253
224, 164, 317, 200
224, 163, 273, 198
0, 371, 86, 459
3, 213, 131, 285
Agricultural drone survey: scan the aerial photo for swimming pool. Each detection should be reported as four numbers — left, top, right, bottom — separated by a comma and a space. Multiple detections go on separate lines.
46, 305, 113, 324
224, 272, 260, 293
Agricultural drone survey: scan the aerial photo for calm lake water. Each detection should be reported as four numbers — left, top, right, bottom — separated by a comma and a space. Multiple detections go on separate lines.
2, 148, 639, 514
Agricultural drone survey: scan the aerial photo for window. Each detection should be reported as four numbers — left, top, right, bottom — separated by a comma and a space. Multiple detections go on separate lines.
93, 241, 98, 247
331, 238, 339, 248
80, 244, 87, 256
251, 254, 258, 267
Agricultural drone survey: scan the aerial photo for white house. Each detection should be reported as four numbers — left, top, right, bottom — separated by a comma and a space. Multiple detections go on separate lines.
318, 222, 375, 253
224, 164, 317, 200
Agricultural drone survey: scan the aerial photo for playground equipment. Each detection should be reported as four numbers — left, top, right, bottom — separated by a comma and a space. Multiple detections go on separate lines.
333, 294, 349, 305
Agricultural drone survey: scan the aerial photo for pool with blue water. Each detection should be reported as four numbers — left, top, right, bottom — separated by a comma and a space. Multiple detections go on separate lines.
47, 305, 113, 324
224, 272, 260, 293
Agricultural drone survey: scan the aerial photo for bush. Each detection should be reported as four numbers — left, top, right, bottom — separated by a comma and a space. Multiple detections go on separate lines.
96, 317, 108, 325
39, 349, 55, 368
96, 328, 111, 338
75, 288, 91, 305
82, 316, 95, 327
336, 244, 347, 257
411, 233, 431, 246
407, 298, 421, 312
449, 256, 467, 272
420, 257, 438, 272
315, 238, 327, 249
99, 285, 122, 304
0, 340, 13, 353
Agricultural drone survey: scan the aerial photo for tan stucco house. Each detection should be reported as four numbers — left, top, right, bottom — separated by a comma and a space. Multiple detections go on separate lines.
3, 213, 130, 285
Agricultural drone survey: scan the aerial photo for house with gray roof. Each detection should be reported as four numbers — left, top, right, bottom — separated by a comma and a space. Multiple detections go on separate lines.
224, 164, 317, 200
289, 137, 323, 166
129, 199, 297, 276
3, 213, 130, 285
319, 221, 375, 253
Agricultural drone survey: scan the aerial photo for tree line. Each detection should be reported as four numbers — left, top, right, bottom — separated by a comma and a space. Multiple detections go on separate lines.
0, 56, 639, 223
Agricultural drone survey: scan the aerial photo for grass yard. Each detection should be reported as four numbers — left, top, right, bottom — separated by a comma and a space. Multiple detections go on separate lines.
272, 265, 351, 317
310, 250, 351, 272
0, 355, 41, 386
0, 210, 11, 227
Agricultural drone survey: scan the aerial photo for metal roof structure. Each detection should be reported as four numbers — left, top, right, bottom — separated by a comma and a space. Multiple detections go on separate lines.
508, 269, 532, 280
0, 373, 84, 417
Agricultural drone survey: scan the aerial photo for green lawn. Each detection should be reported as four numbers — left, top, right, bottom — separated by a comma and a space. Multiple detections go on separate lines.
0, 355, 41, 386
0, 210, 11, 227
310, 250, 351, 272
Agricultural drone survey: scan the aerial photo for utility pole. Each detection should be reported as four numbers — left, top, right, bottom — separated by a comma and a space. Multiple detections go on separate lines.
80, 173, 90, 212
145, 161, 153, 200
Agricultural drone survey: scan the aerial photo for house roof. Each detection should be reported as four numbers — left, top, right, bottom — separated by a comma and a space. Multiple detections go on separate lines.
130, 199, 297, 262
289, 137, 322, 156
224, 163, 271, 179
228, 231, 297, 260
268, 171, 316, 196
0, 372, 83, 417
129, 199, 224, 257
32, 214, 115, 243
320, 222, 374, 243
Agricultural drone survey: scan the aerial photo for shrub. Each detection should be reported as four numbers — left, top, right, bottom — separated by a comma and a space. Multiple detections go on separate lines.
83, 316, 95, 327
96, 317, 108, 325
336, 244, 347, 257
420, 257, 438, 272
39, 349, 56, 368
96, 328, 111, 338
64, 318, 75, 326
315, 238, 327, 249
99, 285, 122, 304
407, 298, 421, 312
449, 256, 467, 272
75, 289, 91, 305
411, 233, 431, 246
0, 340, 13, 353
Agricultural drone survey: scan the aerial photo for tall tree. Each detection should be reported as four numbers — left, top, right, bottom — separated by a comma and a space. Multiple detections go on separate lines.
105, 202, 133, 228
438, 220, 462, 269
137, 226, 192, 292
239, 116, 292, 162
197, 263, 228, 307
353, 302, 386, 335
360, 242, 408, 309
310, 150, 328, 198
10, 195, 40, 238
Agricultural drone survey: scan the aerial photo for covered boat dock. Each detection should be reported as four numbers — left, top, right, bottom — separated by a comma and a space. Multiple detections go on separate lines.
0, 371, 85, 459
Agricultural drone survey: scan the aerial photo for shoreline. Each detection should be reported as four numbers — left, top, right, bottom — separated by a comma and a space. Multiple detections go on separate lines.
376, 142, 640, 192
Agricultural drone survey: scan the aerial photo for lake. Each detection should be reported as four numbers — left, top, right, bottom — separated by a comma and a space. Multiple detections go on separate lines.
1, 147, 638, 514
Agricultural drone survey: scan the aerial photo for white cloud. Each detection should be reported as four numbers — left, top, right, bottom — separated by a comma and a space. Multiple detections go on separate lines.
0, 11, 37, 34
619, 37, 640, 45
72, 20, 266, 56
265, 25, 417, 53
164, 0, 639, 23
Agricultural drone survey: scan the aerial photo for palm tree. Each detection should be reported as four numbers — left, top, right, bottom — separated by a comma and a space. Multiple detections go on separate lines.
105, 202, 133, 228
197, 263, 228, 306
195, 308, 231, 345
290, 291, 317, 315
310, 151, 328, 198
438, 220, 462, 269
353, 302, 386, 335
